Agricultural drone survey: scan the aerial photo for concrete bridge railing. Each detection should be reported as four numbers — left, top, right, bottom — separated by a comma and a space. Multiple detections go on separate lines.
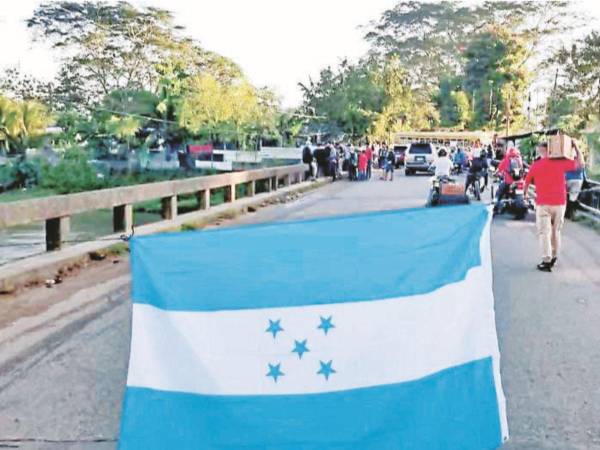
0, 164, 306, 251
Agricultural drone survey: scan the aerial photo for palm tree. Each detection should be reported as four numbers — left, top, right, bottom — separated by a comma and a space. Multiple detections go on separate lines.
0, 96, 51, 154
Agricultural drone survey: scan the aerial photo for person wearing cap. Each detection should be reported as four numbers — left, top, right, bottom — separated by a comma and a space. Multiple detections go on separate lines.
523, 141, 583, 272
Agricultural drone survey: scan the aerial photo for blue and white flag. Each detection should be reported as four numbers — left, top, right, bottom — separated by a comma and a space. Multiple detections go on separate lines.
120, 204, 508, 450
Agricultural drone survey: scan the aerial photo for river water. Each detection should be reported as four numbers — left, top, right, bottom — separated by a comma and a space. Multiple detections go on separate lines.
0, 209, 161, 266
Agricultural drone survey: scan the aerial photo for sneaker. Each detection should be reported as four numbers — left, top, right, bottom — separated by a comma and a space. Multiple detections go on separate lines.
537, 262, 552, 272
550, 257, 557, 267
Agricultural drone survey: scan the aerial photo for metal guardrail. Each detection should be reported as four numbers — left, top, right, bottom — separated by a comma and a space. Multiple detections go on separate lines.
0, 164, 306, 250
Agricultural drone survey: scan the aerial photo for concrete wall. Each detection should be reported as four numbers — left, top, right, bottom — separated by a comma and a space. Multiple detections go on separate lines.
0, 164, 306, 233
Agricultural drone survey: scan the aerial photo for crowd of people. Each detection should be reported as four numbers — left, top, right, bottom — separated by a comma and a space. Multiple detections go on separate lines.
302, 136, 587, 274
302, 141, 397, 183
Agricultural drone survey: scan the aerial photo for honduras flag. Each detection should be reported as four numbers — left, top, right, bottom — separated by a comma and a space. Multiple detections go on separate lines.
120, 204, 508, 450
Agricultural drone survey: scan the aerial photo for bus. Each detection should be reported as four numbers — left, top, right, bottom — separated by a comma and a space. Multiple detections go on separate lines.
394, 131, 495, 148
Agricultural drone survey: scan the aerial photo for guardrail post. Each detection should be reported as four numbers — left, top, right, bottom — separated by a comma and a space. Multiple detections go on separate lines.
284, 174, 291, 187
113, 204, 133, 233
161, 195, 178, 220
248, 180, 256, 197
224, 184, 236, 202
196, 189, 210, 210
46, 216, 70, 251
271, 176, 278, 191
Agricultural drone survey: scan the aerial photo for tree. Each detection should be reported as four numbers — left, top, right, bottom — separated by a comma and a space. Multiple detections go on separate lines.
462, 26, 529, 131
371, 57, 419, 140
437, 77, 472, 128
27, 2, 243, 110
0, 96, 52, 154
177, 74, 279, 149
364, 1, 578, 94
299, 61, 385, 139
28, 2, 179, 101
548, 32, 600, 127
0, 68, 56, 104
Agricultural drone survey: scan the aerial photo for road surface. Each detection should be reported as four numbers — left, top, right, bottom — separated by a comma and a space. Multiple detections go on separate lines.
1, 171, 599, 449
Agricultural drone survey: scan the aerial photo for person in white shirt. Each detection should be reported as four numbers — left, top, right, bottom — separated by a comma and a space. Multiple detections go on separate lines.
434, 148, 453, 177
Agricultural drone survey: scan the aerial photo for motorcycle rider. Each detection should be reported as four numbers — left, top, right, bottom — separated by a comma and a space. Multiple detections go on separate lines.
465, 147, 489, 194
494, 146, 524, 213
453, 147, 467, 173
434, 148, 453, 178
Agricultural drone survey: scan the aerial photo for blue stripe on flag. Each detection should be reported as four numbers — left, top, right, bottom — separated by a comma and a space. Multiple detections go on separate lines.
119, 357, 501, 450
131, 204, 488, 311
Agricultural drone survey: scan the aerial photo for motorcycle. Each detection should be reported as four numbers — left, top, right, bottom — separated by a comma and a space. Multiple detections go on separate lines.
427, 175, 469, 207
494, 168, 531, 220
450, 162, 463, 175
466, 170, 486, 201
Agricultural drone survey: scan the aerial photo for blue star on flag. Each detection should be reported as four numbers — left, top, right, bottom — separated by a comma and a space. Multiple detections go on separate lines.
318, 316, 335, 335
266, 363, 284, 382
266, 319, 283, 338
292, 339, 310, 359
317, 360, 336, 380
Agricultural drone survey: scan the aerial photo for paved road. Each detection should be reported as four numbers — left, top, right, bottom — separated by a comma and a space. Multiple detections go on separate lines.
1, 171, 599, 449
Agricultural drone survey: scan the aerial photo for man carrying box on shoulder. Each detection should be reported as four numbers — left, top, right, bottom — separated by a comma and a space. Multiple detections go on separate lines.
523, 140, 583, 272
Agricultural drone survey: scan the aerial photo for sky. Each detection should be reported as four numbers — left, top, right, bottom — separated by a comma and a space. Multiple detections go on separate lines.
1, 0, 599, 108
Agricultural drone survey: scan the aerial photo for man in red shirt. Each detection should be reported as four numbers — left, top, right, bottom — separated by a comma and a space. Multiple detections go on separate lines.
523, 141, 582, 272
365, 145, 373, 180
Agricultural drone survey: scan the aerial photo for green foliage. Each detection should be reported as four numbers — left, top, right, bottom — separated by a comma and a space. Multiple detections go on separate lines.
299, 60, 385, 139
178, 74, 279, 148
0, 158, 42, 189
518, 135, 540, 163
548, 32, 600, 130
365, 1, 578, 93
462, 27, 529, 131
0, 96, 52, 154
39, 148, 104, 194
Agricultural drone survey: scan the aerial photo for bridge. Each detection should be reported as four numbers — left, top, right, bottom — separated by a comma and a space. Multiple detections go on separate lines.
0, 169, 599, 449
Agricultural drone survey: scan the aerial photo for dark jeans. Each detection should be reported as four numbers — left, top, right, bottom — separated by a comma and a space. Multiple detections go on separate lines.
366, 161, 372, 179
329, 160, 338, 181
306, 162, 314, 180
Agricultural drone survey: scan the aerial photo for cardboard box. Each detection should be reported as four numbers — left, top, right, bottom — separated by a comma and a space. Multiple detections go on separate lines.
548, 134, 574, 159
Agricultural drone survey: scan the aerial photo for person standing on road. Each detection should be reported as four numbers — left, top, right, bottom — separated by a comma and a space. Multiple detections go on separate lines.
328, 145, 338, 182
384, 146, 395, 181
358, 150, 367, 181
523, 141, 583, 272
365, 145, 373, 180
302, 140, 315, 181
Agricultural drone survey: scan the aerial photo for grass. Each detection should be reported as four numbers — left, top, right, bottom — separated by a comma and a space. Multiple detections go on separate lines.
0, 187, 58, 203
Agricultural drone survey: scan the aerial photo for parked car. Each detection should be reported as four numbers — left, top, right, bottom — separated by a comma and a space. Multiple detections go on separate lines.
405, 143, 436, 175
393, 145, 408, 168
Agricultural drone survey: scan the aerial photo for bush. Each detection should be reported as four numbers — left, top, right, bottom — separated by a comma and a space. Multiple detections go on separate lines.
0, 158, 42, 190
40, 149, 106, 194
